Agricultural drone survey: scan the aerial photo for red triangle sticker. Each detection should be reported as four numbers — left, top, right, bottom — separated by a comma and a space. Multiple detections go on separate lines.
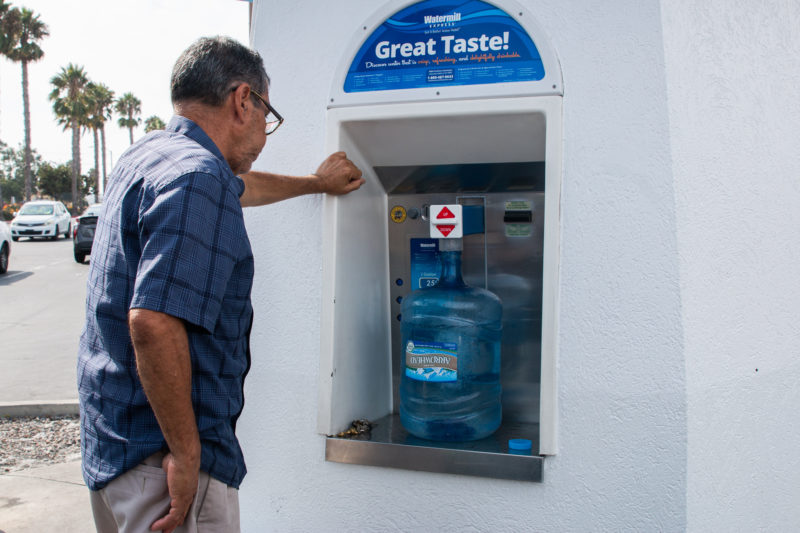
436, 224, 455, 237
436, 207, 455, 219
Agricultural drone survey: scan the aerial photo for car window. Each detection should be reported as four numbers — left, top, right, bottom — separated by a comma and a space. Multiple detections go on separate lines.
19, 204, 54, 215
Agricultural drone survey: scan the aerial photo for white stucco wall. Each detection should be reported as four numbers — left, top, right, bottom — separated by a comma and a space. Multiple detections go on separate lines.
239, 1, 686, 531
661, 2, 800, 531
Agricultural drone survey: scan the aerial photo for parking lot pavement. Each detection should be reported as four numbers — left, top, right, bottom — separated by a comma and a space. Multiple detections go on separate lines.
0, 460, 94, 532
0, 238, 88, 403
0, 237, 94, 530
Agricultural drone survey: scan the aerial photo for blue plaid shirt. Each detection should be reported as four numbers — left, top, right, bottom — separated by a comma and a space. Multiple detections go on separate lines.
78, 116, 254, 491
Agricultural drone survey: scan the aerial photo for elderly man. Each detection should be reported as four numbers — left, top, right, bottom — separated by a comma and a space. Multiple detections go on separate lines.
78, 36, 363, 532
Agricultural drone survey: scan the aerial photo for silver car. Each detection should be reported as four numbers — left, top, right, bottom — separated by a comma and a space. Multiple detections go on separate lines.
10, 200, 72, 241
0, 220, 11, 274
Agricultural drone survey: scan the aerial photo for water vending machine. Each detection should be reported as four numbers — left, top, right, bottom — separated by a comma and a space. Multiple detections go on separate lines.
318, 0, 562, 481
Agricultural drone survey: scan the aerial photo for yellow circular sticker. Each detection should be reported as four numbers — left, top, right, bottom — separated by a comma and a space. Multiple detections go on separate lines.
390, 206, 407, 223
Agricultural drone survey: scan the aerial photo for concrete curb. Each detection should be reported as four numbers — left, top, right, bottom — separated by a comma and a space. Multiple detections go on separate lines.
0, 400, 79, 418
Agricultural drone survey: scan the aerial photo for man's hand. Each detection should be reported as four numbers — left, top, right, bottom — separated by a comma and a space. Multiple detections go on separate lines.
150, 452, 200, 532
312, 151, 365, 195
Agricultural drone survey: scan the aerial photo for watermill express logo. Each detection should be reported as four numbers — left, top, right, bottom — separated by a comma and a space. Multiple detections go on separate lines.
424, 12, 461, 28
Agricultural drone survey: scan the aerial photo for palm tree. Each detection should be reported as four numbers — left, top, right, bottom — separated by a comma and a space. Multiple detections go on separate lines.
6, 7, 47, 201
144, 115, 166, 133
115, 92, 141, 145
0, 1, 15, 55
0, 1, 16, 51
86, 82, 114, 201
0, 1, 21, 139
82, 87, 100, 202
0, 0, 19, 206
50, 63, 90, 211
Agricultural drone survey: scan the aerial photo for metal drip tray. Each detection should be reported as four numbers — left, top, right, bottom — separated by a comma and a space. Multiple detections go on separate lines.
325, 414, 543, 482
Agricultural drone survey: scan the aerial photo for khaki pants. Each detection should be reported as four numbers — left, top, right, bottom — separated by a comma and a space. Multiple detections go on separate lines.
89, 452, 240, 533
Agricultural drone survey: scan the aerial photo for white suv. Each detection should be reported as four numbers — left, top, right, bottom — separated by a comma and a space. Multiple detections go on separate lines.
10, 200, 72, 241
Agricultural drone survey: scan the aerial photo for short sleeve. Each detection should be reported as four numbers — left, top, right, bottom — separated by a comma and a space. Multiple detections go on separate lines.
130, 173, 243, 333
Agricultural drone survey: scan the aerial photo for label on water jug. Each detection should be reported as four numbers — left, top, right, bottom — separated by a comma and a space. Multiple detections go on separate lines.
405, 340, 457, 382
409, 238, 440, 290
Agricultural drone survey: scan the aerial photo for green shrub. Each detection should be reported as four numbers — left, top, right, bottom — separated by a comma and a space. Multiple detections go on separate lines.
1, 204, 19, 221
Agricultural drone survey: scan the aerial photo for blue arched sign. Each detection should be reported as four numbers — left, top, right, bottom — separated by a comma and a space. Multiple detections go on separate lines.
344, 0, 545, 93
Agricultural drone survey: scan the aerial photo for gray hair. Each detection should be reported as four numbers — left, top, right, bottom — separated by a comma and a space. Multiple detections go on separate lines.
170, 36, 269, 106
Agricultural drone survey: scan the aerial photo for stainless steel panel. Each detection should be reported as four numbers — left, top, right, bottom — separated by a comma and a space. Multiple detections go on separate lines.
486, 192, 544, 424
326, 414, 543, 482
383, 163, 544, 425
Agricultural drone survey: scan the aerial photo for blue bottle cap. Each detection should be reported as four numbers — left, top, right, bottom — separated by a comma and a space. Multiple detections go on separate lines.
508, 438, 532, 454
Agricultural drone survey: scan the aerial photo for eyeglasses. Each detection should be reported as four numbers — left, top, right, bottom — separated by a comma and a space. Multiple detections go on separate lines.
250, 88, 284, 135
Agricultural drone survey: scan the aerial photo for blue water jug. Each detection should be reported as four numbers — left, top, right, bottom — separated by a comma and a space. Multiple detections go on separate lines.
400, 239, 503, 441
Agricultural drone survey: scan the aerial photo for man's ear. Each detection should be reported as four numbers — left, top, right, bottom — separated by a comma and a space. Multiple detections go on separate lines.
231, 84, 251, 122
